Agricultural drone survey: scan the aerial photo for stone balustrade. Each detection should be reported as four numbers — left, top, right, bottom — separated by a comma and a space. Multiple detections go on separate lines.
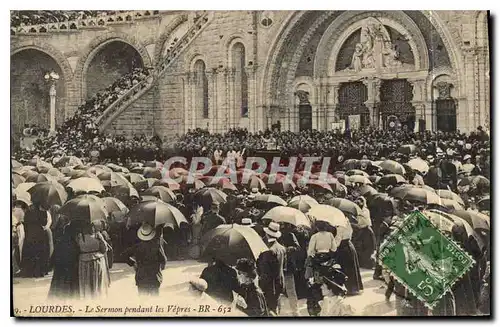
11, 10, 160, 35
96, 12, 211, 131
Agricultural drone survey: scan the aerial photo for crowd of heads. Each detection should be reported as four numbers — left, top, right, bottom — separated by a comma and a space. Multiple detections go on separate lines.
11, 11, 134, 28
14, 68, 155, 161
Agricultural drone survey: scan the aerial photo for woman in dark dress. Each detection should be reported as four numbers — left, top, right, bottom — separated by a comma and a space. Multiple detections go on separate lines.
334, 223, 364, 296
21, 205, 51, 277
49, 222, 80, 299
351, 197, 376, 269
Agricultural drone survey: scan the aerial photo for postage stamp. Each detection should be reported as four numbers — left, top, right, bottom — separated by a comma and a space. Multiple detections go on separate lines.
378, 211, 475, 309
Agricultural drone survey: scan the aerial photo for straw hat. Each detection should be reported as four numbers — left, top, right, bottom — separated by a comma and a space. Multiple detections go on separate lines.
264, 221, 282, 239
241, 218, 256, 227
137, 223, 156, 241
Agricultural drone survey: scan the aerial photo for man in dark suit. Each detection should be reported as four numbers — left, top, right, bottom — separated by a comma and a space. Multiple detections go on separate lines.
200, 202, 226, 236
257, 222, 286, 315
234, 258, 269, 317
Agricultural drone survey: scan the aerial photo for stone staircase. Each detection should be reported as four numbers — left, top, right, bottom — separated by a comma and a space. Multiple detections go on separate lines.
95, 12, 211, 132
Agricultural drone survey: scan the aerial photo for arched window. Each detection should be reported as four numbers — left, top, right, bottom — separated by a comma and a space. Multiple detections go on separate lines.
232, 43, 248, 117
194, 59, 209, 118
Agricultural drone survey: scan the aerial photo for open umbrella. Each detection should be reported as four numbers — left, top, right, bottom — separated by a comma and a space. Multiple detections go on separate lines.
12, 173, 25, 188
422, 210, 457, 234
60, 194, 108, 222
143, 167, 163, 179
68, 170, 98, 180
477, 196, 490, 212
346, 175, 372, 186
55, 156, 83, 168
201, 224, 268, 266
126, 199, 187, 228
379, 160, 406, 175
358, 185, 378, 198
15, 182, 36, 193
169, 167, 189, 179
133, 178, 158, 192
145, 161, 164, 169
126, 173, 146, 184
427, 209, 485, 250
86, 166, 110, 176
377, 174, 407, 187
210, 177, 238, 192
390, 185, 441, 205
452, 210, 490, 232
102, 197, 129, 222
28, 181, 68, 208
25, 173, 59, 184
307, 179, 334, 193
288, 195, 319, 213
67, 177, 105, 194
98, 171, 130, 188
182, 179, 205, 191
307, 204, 349, 228
407, 158, 430, 175
246, 175, 266, 191
262, 206, 311, 227
195, 187, 228, 209
142, 186, 177, 203
437, 198, 464, 211
436, 189, 465, 206
106, 163, 130, 173
346, 169, 369, 177
252, 194, 287, 207
13, 189, 31, 207
326, 198, 362, 218
11, 159, 22, 169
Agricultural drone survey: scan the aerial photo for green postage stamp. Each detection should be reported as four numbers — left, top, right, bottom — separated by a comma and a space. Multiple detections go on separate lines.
378, 211, 475, 309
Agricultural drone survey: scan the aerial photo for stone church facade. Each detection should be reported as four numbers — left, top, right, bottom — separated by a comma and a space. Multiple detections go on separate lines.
11, 10, 490, 139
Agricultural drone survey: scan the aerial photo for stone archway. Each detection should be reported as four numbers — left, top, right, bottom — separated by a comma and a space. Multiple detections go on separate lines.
262, 10, 465, 131
11, 41, 73, 133
74, 31, 152, 101
153, 14, 189, 65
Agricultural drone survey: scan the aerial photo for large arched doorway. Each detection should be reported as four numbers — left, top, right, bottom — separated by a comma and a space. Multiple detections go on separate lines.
11, 49, 66, 135
85, 40, 144, 98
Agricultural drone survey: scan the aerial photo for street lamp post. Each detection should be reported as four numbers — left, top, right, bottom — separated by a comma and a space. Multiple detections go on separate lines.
44, 71, 60, 133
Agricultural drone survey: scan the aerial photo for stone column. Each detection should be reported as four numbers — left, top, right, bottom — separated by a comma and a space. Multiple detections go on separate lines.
408, 78, 427, 131
49, 83, 57, 132
186, 71, 196, 130
328, 83, 340, 126
227, 68, 236, 128
245, 65, 257, 132
206, 70, 216, 133
362, 77, 381, 127
215, 67, 226, 133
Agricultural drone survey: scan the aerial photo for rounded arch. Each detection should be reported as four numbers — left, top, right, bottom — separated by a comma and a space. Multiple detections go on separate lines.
314, 11, 429, 78
74, 31, 152, 101
261, 11, 306, 108
224, 35, 249, 68
11, 40, 74, 82
187, 53, 209, 72
153, 14, 189, 65
11, 41, 73, 122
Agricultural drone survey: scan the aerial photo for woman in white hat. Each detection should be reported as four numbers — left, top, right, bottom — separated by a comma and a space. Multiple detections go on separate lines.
121, 223, 168, 296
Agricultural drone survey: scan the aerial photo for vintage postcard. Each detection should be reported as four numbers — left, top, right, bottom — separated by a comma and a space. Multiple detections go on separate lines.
11, 9, 490, 317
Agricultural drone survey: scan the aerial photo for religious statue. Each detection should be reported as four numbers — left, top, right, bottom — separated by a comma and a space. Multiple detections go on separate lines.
295, 90, 310, 105
345, 17, 410, 72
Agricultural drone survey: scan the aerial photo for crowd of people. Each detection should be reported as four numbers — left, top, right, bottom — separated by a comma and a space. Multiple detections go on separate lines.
12, 122, 491, 316
10, 11, 157, 28
14, 67, 154, 160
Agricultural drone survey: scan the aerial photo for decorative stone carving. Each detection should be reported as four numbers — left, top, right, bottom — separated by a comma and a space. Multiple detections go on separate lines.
345, 17, 413, 73
435, 81, 453, 99
294, 90, 310, 105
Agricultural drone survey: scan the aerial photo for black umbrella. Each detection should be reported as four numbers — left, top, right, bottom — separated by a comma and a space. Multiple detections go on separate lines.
201, 224, 268, 266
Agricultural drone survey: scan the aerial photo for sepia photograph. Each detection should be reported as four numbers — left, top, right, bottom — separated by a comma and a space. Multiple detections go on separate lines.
9, 6, 491, 318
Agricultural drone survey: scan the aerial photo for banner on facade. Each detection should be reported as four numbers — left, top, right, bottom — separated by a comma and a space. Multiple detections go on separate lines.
348, 115, 361, 130
331, 121, 345, 133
